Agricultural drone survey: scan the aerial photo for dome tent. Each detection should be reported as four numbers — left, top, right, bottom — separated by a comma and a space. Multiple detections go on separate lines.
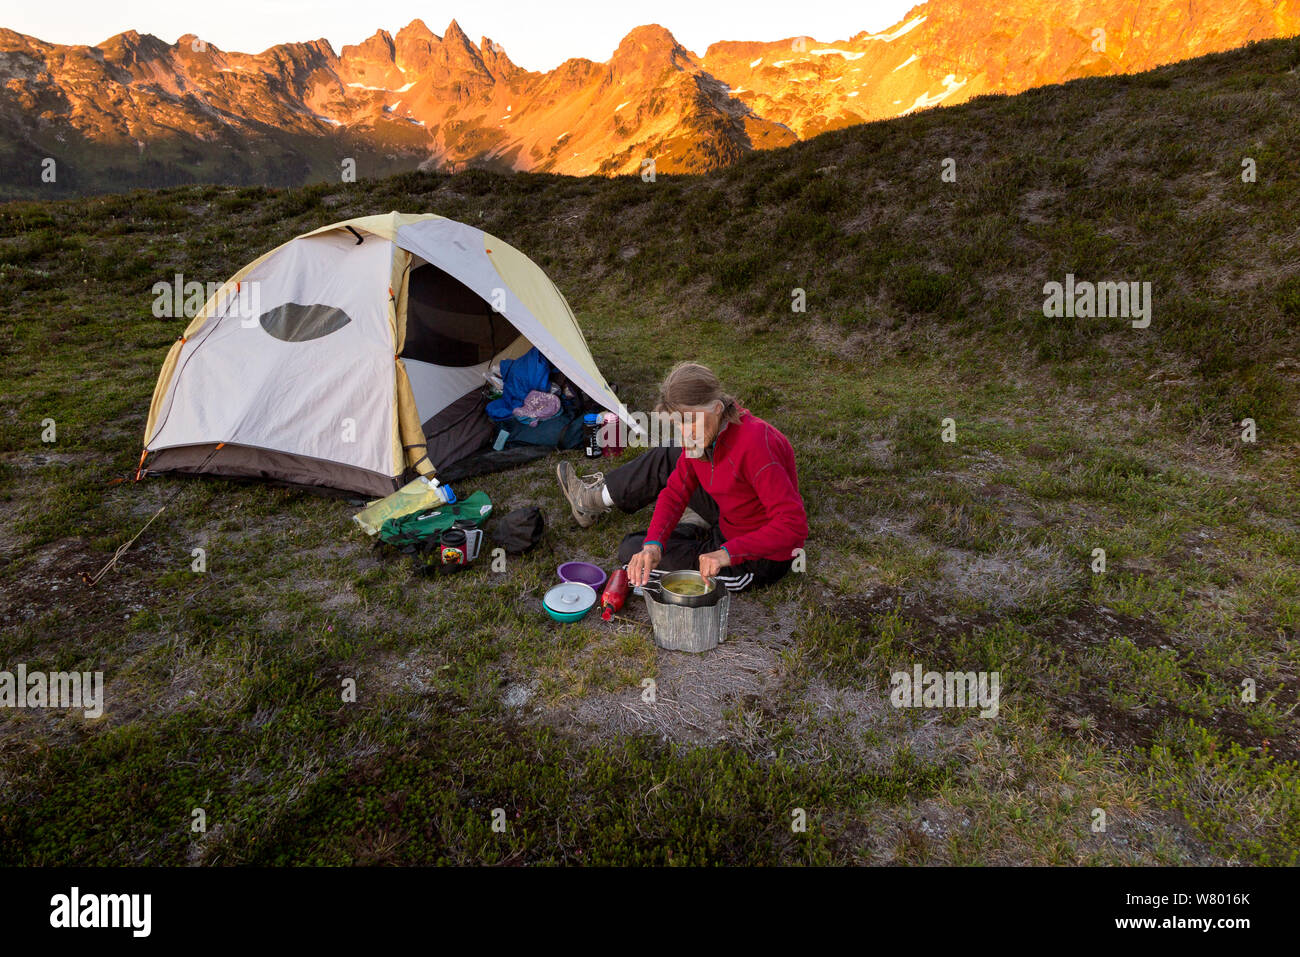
139, 211, 637, 497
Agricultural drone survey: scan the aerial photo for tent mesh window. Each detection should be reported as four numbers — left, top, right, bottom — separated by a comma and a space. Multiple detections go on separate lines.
402, 262, 516, 367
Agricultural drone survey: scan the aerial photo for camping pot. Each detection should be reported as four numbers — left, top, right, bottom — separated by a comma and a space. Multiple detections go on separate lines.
639, 570, 726, 608
642, 574, 730, 653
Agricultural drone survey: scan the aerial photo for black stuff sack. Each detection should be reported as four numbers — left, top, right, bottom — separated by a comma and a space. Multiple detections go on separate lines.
489, 507, 545, 554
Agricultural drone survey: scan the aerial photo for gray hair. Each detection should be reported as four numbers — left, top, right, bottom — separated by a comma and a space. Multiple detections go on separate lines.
652, 361, 742, 425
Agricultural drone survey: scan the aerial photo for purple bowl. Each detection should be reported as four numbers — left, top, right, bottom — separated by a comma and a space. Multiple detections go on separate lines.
558, 561, 607, 591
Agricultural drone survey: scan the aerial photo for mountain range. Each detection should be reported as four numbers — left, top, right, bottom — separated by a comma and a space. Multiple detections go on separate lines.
2, 0, 1298, 195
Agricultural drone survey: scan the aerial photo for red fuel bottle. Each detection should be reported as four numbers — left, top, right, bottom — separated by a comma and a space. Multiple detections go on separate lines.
601, 568, 630, 621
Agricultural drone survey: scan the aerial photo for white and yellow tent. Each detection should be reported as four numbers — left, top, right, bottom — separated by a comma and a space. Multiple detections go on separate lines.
140, 211, 635, 497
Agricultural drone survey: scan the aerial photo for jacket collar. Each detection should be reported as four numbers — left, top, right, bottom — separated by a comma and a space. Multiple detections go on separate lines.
704, 409, 745, 461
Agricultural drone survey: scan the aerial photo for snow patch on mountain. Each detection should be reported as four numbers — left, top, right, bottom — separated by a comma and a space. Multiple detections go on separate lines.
900, 73, 966, 114
865, 15, 927, 43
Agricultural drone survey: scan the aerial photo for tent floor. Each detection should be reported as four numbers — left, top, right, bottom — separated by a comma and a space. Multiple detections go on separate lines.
432, 444, 556, 484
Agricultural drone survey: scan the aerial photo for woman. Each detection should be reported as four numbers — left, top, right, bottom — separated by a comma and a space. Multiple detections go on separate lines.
557, 362, 808, 592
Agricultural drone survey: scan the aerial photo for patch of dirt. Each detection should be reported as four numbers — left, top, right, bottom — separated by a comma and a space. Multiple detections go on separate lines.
1042, 603, 1299, 762
1, 536, 162, 635
974, 481, 1042, 529
833, 583, 1004, 660
363, 647, 453, 700
785, 676, 974, 771
1, 451, 79, 468
1018, 188, 1056, 225
1052, 603, 1168, 651
525, 598, 805, 746
1024, 443, 1053, 460
863, 439, 893, 468
928, 543, 1074, 613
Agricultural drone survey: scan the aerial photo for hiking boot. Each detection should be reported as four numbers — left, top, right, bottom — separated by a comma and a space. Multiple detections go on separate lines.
557, 461, 609, 528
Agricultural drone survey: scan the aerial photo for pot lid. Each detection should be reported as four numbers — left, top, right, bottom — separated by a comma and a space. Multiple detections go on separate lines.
544, 582, 596, 613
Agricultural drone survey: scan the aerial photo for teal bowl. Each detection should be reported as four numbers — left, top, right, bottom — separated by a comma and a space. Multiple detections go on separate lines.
545, 605, 591, 623
543, 582, 597, 622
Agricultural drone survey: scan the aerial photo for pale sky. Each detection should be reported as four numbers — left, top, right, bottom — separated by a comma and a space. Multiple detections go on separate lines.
5, 0, 918, 71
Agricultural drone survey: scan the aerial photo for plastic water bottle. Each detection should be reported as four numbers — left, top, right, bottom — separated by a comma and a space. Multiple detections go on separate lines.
600, 412, 624, 458
583, 413, 602, 458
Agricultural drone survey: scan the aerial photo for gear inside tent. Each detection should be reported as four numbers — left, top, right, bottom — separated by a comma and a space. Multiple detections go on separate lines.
139, 211, 641, 497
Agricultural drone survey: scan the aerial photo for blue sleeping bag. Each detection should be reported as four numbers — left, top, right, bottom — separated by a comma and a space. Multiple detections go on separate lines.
485, 347, 554, 422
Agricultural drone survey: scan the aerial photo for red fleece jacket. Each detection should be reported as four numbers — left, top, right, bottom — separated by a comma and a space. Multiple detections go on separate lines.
643, 406, 808, 565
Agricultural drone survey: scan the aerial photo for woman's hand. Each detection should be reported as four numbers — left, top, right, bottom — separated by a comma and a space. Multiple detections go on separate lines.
628, 543, 662, 586
697, 548, 731, 581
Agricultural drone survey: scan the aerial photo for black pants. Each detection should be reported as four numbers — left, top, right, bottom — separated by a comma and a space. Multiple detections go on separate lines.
605, 445, 794, 592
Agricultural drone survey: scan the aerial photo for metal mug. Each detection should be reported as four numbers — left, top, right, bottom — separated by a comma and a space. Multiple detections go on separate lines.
452, 520, 483, 561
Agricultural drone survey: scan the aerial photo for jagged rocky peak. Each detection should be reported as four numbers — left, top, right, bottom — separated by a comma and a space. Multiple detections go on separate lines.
479, 35, 521, 80
441, 19, 477, 54
393, 18, 438, 73
397, 18, 436, 41
339, 29, 404, 88
610, 23, 696, 75
262, 37, 338, 64
97, 29, 173, 66
343, 29, 396, 62
425, 18, 490, 82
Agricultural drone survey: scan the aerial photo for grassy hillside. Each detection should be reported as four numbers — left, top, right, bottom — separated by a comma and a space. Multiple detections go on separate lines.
1, 37, 1298, 865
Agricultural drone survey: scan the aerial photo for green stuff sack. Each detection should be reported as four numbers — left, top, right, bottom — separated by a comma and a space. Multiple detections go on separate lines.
377, 491, 493, 549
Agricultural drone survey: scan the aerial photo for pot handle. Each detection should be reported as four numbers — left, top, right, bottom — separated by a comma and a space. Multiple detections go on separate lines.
639, 579, 664, 598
